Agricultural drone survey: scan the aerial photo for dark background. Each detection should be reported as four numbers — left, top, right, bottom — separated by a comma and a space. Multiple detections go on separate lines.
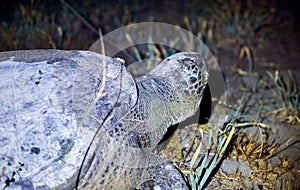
0, 0, 299, 51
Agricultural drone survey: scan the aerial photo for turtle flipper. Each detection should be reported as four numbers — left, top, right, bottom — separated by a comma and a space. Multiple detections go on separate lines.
138, 162, 189, 190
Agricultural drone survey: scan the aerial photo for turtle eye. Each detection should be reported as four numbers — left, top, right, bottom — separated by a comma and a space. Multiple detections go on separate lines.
189, 76, 197, 83
184, 63, 206, 95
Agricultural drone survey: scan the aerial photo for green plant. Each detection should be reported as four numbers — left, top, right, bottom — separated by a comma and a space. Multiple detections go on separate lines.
204, 0, 276, 67
0, 2, 61, 50
180, 80, 271, 189
267, 70, 300, 125
182, 16, 215, 49
183, 126, 234, 190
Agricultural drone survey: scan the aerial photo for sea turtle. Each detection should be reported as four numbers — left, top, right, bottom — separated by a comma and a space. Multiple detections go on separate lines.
0, 50, 208, 189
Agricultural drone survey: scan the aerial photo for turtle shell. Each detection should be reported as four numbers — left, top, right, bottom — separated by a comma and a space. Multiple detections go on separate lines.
0, 50, 137, 189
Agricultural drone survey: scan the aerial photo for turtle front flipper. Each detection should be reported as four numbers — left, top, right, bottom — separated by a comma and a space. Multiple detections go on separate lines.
137, 159, 189, 190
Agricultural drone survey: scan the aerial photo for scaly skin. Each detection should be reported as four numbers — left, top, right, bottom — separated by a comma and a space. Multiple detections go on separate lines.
80, 52, 208, 189
0, 51, 208, 190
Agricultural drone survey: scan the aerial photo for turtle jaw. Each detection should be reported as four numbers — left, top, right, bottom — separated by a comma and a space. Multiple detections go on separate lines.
178, 53, 209, 118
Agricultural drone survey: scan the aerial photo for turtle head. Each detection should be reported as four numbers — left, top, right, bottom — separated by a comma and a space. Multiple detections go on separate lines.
150, 52, 209, 111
